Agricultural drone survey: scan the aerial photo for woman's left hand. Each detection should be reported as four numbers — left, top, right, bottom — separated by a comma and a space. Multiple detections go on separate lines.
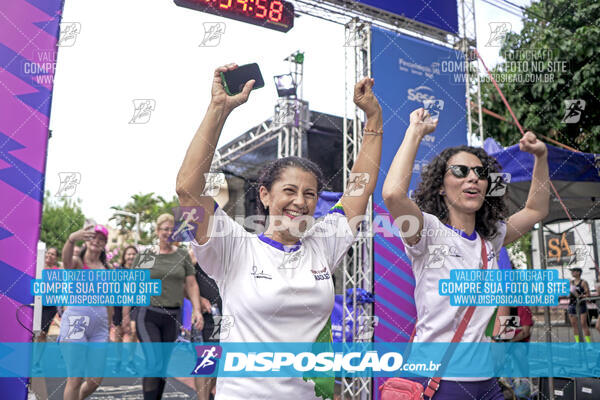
353, 77, 382, 118
519, 131, 547, 157
192, 308, 204, 331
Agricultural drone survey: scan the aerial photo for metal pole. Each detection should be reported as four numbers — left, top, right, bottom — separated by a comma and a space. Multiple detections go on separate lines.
591, 220, 599, 282
537, 223, 555, 400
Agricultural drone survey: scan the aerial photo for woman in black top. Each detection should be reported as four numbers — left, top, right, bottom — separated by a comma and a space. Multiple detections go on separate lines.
568, 267, 591, 342
110, 245, 138, 373
124, 214, 204, 400
188, 248, 221, 400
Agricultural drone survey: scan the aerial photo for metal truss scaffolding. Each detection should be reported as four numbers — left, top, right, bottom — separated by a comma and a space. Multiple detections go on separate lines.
457, 0, 484, 145
341, 19, 372, 400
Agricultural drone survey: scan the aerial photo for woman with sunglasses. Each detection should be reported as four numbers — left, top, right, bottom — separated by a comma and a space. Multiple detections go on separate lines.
382, 108, 549, 399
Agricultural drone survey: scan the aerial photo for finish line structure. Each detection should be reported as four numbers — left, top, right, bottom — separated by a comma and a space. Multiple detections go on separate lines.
210, 1, 477, 398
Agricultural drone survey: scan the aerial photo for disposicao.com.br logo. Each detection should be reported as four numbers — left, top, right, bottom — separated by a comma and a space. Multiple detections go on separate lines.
193, 346, 442, 377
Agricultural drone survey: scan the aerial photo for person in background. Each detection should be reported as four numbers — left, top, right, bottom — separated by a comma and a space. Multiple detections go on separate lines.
126, 214, 204, 400
507, 306, 533, 378
110, 245, 139, 374
568, 267, 591, 342
510, 306, 533, 343
41, 247, 61, 339
60, 224, 113, 400
188, 248, 221, 400
595, 281, 600, 337
33, 247, 62, 370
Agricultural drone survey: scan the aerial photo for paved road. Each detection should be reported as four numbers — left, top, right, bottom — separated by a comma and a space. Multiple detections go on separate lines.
33, 377, 197, 400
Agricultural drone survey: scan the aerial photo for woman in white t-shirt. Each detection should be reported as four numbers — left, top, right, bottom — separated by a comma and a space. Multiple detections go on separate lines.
176, 63, 383, 399
382, 108, 550, 399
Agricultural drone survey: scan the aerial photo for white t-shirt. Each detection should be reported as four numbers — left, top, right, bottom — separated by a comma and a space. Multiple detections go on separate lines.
399, 212, 507, 381
191, 205, 356, 399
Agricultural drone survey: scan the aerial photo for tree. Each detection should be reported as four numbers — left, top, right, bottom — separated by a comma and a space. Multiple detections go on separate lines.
110, 193, 179, 245
40, 191, 86, 256
479, 0, 600, 154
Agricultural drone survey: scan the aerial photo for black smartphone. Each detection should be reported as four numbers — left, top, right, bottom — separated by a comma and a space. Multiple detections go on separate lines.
220, 63, 264, 96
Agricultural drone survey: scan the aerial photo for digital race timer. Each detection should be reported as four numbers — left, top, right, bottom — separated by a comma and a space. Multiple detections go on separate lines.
174, 0, 294, 33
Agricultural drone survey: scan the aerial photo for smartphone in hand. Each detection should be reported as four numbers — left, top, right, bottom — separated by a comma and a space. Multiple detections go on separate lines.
220, 63, 264, 96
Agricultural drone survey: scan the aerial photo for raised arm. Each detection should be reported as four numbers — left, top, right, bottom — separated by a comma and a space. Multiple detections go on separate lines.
503, 132, 549, 246
176, 64, 254, 245
340, 78, 383, 233
61, 226, 94, 268
382, 109, 438, 245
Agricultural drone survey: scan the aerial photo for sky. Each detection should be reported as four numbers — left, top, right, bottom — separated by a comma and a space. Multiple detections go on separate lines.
46, 0, 529, 226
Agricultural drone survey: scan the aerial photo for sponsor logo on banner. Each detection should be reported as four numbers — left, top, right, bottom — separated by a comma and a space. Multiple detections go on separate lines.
407, 86, 435, 103
192, 345, 222, 375
398, 58, 441, 78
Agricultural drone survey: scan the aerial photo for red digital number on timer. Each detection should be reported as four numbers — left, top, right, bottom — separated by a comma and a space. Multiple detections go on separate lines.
255, 0, 268, 18
269, 1, 283, 22
236, 0, 248, 12
219, 0, 232, 9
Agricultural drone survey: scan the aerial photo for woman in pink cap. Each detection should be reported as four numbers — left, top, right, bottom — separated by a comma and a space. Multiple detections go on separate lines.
60, 223, 113, 400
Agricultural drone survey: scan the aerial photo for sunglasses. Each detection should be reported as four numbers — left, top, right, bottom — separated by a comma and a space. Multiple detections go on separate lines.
446, 165, 489, 179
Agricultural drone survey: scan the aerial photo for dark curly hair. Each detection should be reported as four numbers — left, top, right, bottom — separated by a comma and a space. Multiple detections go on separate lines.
412, 145, 508, 240
79, 244, 109, 268
256, 156, 326, 216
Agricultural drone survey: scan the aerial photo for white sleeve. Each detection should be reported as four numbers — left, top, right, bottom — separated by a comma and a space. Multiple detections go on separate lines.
190, 206, 250, 284
489, 221, 507, 254
305, 204, 357, 273
398, 212, 438, 258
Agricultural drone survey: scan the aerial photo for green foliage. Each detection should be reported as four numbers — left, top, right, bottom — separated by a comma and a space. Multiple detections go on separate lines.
303, 318, 334, 400
506, 231, 533, 268
40, 191, 85, 256
479, 0, 600, 153
110, 193, 179, 245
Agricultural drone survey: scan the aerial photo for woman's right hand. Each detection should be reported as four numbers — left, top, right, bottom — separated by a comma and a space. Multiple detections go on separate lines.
210, 63, 255, 114
68, 225, 95, 243
122, 316, 131, 335
408, 107, 439, 139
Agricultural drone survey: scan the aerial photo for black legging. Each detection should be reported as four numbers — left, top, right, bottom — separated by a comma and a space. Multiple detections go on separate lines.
136, 306, 181, 400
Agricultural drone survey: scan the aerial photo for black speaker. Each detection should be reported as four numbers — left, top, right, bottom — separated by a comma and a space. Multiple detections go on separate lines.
539, 378, 575, 400
575, 377, 600, 400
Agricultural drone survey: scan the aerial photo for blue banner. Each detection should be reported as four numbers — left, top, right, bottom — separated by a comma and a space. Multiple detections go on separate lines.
5, 342, 600, 378
371, 27, 468, 344
355, 0, 458, 34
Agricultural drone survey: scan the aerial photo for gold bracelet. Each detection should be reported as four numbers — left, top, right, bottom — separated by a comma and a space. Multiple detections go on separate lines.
364, 127, 383, 136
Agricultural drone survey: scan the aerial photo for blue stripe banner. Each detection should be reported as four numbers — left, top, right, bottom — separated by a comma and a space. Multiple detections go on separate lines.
4, 342, 600, 378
